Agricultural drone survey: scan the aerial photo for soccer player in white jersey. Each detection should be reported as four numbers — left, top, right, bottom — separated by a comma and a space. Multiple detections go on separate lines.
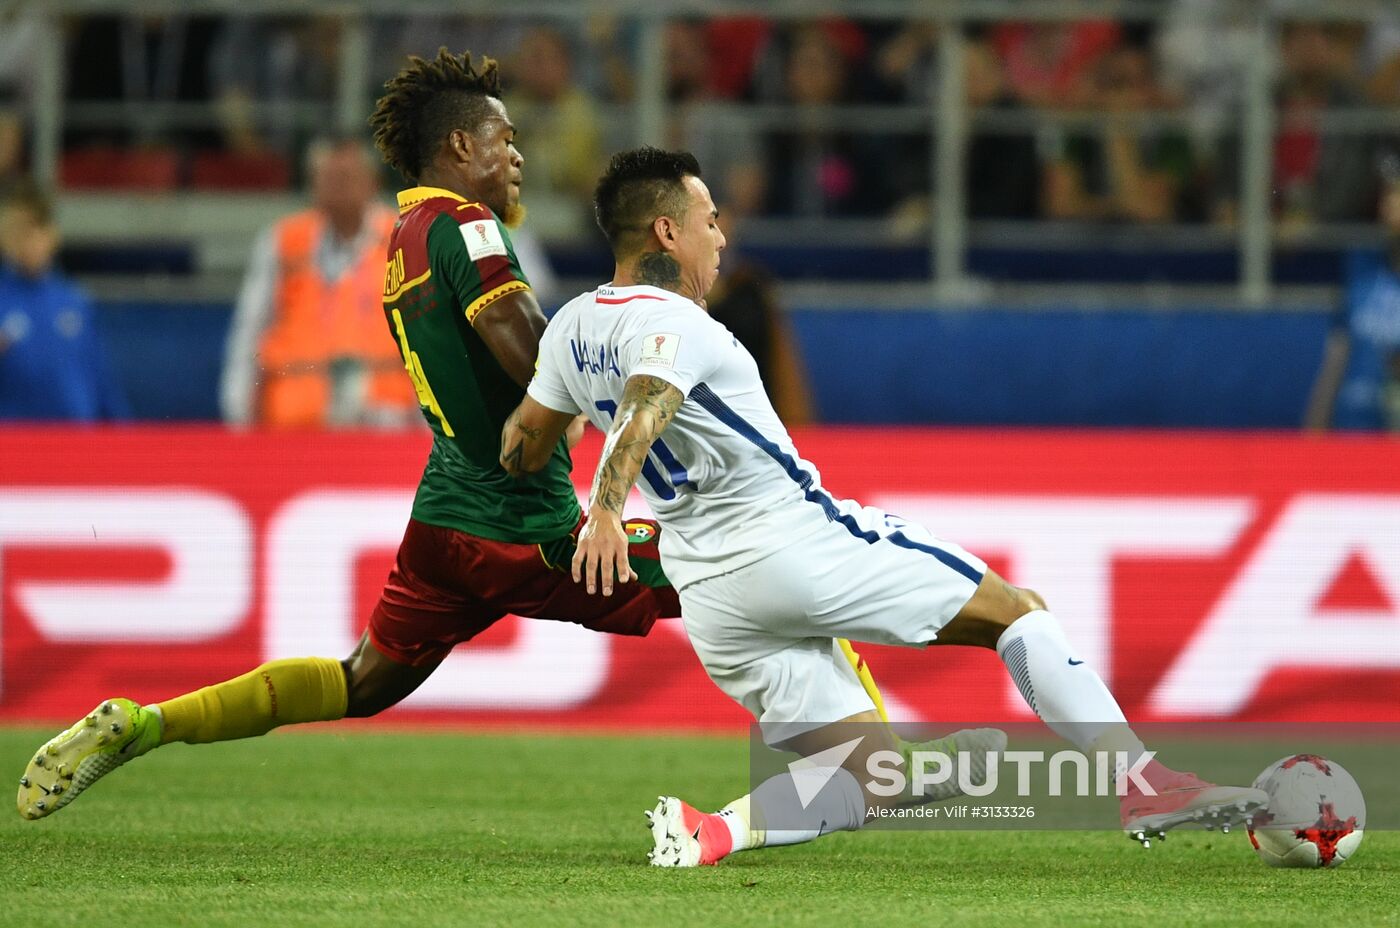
502, 148, 1267, 867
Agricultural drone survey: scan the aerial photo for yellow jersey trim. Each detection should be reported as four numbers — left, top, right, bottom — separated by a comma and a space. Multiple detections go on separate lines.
465, 281, 531, 324
384, 268, 432, 304
397, 186, 480, 214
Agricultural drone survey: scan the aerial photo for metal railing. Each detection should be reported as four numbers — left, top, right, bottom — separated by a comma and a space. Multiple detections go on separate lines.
14, 0, 1400, 306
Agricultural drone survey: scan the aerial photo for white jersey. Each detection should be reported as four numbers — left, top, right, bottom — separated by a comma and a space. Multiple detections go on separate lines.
529, 283, 835, 590
533, 282, 990, 737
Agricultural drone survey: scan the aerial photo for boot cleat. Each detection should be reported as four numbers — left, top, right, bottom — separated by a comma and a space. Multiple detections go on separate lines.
1122, 763, 1268, 847
16, 698, 161, 821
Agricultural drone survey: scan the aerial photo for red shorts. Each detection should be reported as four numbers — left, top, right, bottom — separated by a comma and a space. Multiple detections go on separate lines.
367, 516, 680, 666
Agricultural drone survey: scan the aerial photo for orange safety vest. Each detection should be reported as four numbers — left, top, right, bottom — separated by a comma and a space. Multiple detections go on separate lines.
256, 205, 417, 428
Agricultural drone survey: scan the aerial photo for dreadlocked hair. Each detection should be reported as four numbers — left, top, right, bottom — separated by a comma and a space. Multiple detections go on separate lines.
369, 48, 502, 183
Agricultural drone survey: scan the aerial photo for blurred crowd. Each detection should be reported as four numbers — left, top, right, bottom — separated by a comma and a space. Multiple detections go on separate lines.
2, 11, 1400, 235
3, 9, 1400, 431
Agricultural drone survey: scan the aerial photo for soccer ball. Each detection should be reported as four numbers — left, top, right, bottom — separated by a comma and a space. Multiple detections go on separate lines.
1247, 754, 1365, 868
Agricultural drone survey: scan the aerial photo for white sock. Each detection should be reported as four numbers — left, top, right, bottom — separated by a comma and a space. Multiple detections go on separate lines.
722, 766, 866, 852
715, 804, 751, 853
996, 610, 1144, 761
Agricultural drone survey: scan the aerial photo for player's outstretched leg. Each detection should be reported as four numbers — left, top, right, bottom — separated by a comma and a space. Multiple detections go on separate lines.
939, 570, 1267, 847
993, 608, 1266, 846
17, 636, 434, 821
16, 657, 349, 821
644, 723, 1007, 867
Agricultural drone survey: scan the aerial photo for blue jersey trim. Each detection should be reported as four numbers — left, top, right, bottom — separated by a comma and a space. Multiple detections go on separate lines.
687, 382, 984, 585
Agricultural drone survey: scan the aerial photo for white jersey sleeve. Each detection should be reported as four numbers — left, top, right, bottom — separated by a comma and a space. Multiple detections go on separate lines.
526, 326, 583, 415
619, 300, 731, 397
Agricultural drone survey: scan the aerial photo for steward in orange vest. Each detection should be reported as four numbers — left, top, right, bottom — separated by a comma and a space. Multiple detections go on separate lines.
251, 204, 417, 427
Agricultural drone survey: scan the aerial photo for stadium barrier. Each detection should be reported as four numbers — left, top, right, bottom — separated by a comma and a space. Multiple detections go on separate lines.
97, 301, 1333, 427
1, 427, 1397, 728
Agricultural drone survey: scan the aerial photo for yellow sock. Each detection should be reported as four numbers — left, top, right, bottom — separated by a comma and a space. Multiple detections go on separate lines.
157, 657, 348, 745
837, 638, 889, 724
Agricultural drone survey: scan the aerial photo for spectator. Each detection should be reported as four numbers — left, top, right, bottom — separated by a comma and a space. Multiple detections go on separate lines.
0, 180, 130, 422
990, 20, 1121, 108
1365, 11, 1400, 106
865, 34, 1042, 232
1043, 44, 1197, 223
1156, 0, 1255, 130
1208, 22, 1378, 227
707, 17, 773, 100
665, 19, 713, 107
577, 15, 639, 103
504, 25, 602, 239
750, 18, 868, 104
1272, 22, 1377, 225
209, 15, 340, 157
373, 17, 523, 94
1306, 172, 1400, 433
0, 9, 38, 182
1326, 21, 1368, 86
758, 23, 889, 218
966, 38, 1041, 220
221, 136, 416, 429
0, 9, 39, 99
65, 14, 221, 149
863, 21, 939, 234
0, 100, 22, 187
869, 20, 938, 104
664, 20, 765, 219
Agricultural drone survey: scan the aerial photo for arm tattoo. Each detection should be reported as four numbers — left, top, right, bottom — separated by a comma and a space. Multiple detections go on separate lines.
501, 438, 526, 477
635, 252, 681, 290
590, 375, 684, 515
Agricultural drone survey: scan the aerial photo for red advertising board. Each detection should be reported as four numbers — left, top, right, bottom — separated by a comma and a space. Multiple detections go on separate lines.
1, 427, 1398, 728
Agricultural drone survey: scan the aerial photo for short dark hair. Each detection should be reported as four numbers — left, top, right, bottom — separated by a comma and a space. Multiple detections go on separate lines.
593, 147, 702, 255
0, 178, 53, 226
369, 48, 503, 183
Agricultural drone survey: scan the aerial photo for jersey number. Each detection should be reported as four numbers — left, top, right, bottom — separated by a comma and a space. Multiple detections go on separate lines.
391, 308, 455, 436
594, 400, 690, 500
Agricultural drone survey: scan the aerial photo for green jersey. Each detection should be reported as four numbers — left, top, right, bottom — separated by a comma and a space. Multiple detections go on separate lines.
383, 185, 580, 542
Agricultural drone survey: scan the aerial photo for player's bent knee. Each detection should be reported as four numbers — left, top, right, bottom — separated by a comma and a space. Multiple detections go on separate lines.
341, 660, 387, 718
342, 663, 414, 718
990, 577, 1046, 623
344, 689, 393, 719
940, 575, 1048, 648
988, 586, 1047, 636
341, 643, 439, 718
1018, 586, 1048, 614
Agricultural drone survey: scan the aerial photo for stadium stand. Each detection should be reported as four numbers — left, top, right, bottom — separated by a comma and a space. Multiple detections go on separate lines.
5, 1, 1399, 430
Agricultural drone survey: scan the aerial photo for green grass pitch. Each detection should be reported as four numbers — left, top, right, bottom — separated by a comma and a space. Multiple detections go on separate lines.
2, 727, 1397, 927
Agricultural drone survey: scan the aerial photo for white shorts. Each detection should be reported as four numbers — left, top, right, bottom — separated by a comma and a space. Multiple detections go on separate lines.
678, 500, 987, 745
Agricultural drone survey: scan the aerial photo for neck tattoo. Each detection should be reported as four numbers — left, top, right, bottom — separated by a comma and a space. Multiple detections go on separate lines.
635, 252, 682, 291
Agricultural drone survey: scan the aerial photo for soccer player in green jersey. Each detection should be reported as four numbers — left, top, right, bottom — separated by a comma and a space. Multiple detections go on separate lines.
15, 49, 681, 822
